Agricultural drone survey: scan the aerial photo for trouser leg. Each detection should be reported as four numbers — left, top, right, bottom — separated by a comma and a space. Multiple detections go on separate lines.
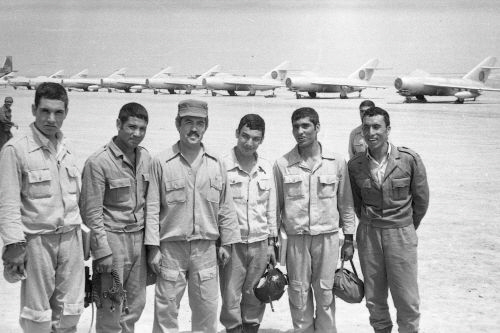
384, 225, 419, 333
188, 240, 218, 333
286, 235, 314, 333
153, 241, 188, 333
310, 233, 338, 333
220, 242, 246, 330
357, 224, 392, 332
241, 240, 268, 327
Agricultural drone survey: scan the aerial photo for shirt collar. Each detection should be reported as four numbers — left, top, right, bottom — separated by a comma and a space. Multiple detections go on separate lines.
28, 123, 64, 152
227, 147, 266, 174
366, 142, 391, 162
287, 142, 335, 167
165, 141, 218, 163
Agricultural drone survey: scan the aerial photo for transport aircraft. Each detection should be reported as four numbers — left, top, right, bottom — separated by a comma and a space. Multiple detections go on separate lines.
27, 70, 65, 89
285, 58, 385, 99
0, 56, 13, 78
202, 61, 289, 96
113, 68, 174, 93
147, 65, 221, 95
394, 56, 500, 103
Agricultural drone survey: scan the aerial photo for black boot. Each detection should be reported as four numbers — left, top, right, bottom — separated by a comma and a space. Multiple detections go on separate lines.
242, 323, 260, 333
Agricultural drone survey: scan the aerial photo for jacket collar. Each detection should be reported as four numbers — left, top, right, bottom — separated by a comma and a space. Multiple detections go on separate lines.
164, 141, 218, 163
227, 147, 267, 174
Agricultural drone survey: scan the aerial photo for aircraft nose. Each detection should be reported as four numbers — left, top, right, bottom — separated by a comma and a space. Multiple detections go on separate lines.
285, 78, 292, 88
394, 78, 403, 90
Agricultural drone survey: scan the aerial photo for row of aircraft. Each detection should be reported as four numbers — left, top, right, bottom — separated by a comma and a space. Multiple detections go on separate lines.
1, 56, 500, 103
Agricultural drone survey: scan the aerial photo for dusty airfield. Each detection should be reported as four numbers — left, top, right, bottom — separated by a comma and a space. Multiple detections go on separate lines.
0, 87, 499, 333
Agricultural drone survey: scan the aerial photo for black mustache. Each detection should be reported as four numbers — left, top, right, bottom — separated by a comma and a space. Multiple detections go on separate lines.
187, 131, 199, 137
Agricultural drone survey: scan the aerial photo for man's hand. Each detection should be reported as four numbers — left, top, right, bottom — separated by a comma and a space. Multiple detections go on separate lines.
267, 245, 277, 268
95, 254, 113, 274
147, 246, 161, 275
217, 245, 231, 266
341, 235, 355, 261
2, 243, 26, 275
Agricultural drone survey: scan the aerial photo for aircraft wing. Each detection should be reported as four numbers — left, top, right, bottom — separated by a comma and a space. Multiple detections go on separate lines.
422, 81, 500, 92
222, 77, 284, 88
310, 78, 387, 89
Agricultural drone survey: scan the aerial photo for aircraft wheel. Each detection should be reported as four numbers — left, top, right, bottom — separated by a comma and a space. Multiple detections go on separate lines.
185, 91, 191, 95
154, 90, 158, 95
108, 89, 112, 93
168, 89, 176, 94
308, 92, 317, 98
455, 99, 464, 104
340, 94, 348, 99
228, 90, 237, 96
405, 97, 412, 103
211, 91, 217, 97
416, 95, 427, 102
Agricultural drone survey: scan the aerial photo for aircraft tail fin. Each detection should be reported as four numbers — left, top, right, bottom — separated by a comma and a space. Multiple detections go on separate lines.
0, 56, 13, 75
348, 58, 379, 81
262, 61, 290, 81
152, 67, 173, 78
200, 65, 221, 78
71, 69, 89, 79
462, 56, 499, 83
109, 68, 127, 78
50, 70, 65, 78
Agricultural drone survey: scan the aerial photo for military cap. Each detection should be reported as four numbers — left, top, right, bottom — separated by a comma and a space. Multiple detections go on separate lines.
178, 99, 208, 118
4, 96, 13, 103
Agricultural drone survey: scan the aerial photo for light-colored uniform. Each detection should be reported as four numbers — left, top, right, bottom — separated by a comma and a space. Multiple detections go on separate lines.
0, 123, 84, 333
0, 104, 14, 149
79, 138, 151, 333
348, 144, 429, 333
348, 124, 367, 159
274, 144, 356, 333
145, 142, 240, 333
219, 148, 277, 332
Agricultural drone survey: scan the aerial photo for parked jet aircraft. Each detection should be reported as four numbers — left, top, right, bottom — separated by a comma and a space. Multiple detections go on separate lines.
97, 68, 130, 92
0, 56, 13, 78
112, 68, 174, 93
28, 70, 65, 89
394, 56, 500, 103
62, 68, 133, 92
147, 65, 221, 94
285, 58, 385, 99
202, 61, 289, 96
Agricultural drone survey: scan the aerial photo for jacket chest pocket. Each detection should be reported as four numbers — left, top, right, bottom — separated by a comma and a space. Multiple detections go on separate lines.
392, 177, 410, 200
283, 175, 304, 199
257, 178, 271, 202
207, 177, 222, 203
229, 177, 245, 201
66, 166, 80, 194
317, 175, 338, 198
108, 178, 131, 203
26, 169, 52, 199
165, 178, 186, 204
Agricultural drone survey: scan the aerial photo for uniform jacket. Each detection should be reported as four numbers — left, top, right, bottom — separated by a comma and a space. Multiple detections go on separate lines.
348, 124, 366, 159
348, 143, 429, 229
144, 142, 240, 246
274, 143, 356, 236
0, 123, 81, 246
224, 148, 277, 243
79, 138, 151, 259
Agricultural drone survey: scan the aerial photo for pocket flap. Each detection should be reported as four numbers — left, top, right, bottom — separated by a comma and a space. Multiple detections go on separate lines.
210, 177, 222, 191
318, 175, 338, 185
283, 175, 301, 184
198, 266, 217, 281
66, 166, 80, 178
392, 177, 410, 188
229, 178, 243, 185
257, 179, 270, 191
165, 178, 185, 191
109, 178, 131, 189
27, 169, 51, 183
142, 173, 150, 182
320, 278, 334, 290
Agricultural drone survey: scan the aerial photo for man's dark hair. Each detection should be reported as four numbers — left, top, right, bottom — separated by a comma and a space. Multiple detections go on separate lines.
363, 106, 390, 127
118, 102, 149, 123
359, 100, 375, 109
237, 114, 265, 137
291, 107, 319, 126
34, 82, 69, 109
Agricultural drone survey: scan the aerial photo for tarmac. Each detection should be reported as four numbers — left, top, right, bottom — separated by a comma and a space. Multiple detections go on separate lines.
0, 86, 499, 332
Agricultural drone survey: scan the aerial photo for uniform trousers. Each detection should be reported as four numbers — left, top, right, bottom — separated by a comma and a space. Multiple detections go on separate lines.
356, 223, 419, 333
153, 239, 218, 333
20, 228, 84, 333
286, 232, 339, 333
219, 240, 268, 330
96, 230, 147, 333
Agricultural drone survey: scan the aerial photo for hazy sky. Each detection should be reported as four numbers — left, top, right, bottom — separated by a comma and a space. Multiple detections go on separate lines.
2, 0, 500, 80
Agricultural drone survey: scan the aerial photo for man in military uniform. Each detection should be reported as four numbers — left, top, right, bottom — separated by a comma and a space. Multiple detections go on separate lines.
220, 114, 277, 333
348, 106, 429, 333
0, 83, 84, 332
145, 99, 240, 333
0, 96, 18, 150
274, 107, 356, 333
347, 100, 374, 159
80, 102, 151, 333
